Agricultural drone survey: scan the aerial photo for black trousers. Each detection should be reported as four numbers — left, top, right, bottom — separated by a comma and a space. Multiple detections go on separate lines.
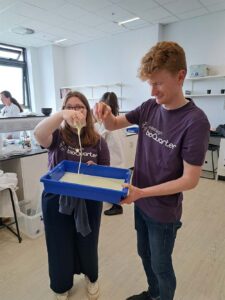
42, 192, 102, 294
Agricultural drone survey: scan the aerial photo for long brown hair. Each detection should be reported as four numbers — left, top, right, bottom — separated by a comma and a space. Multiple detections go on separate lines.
1, 90, 23, 112
100, 92, 119, 116
60, 91, 100, 147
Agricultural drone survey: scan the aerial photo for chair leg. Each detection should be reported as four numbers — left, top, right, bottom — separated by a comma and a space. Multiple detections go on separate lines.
201, 146, 220, 180
216, 149, 219, 180
211, 150, 215, 179
6, 188, 22, 243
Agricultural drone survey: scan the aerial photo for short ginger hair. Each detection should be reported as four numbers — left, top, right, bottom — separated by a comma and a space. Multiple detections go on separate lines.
138, 41, 187, 80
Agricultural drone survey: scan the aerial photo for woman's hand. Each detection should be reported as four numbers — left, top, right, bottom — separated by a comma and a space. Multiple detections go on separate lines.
62, 109, 86, 128
120, 183, 144, 205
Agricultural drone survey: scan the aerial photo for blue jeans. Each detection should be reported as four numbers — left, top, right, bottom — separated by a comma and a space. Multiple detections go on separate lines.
134, 206, 182, 300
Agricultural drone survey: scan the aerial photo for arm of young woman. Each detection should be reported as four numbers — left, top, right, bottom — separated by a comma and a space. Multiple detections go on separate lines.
34, 110, 85, 148
34, 112, 63, 148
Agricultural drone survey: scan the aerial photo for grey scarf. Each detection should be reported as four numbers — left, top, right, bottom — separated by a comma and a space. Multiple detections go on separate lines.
59, 195, 91, 237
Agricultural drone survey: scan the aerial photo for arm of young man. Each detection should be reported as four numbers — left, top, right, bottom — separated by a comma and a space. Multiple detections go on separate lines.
121, 160, 201, 204
94, 102, 131, 130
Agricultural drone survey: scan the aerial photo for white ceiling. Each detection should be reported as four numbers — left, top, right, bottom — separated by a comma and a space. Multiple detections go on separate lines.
0, 0, 225, 48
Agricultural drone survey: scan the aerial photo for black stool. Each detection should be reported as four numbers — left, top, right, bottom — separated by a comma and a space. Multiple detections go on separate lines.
202, 144, 220, 180
0, 188, 22, 243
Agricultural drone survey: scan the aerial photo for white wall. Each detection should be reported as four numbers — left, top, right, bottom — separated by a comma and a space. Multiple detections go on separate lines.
52, 46, 66, 110
163, 11, 225, 128
27, 47, 42, 113
64, 25, 160, 110
28, 45, 63, 113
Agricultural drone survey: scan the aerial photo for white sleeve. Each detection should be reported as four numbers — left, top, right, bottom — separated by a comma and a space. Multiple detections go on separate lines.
9, 104, 20, 117
106, 129, 126, 168
95, 123, 126, 168
94, 122, 107, 138
1, 107, 6, 116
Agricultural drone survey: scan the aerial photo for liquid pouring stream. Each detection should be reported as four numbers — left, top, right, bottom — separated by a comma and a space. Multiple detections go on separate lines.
74, 121, 84, 174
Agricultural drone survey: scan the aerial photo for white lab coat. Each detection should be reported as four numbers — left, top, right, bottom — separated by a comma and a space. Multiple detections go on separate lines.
1, 103, 21, 139
1, 103, 20, 117
95, 123, 126, 168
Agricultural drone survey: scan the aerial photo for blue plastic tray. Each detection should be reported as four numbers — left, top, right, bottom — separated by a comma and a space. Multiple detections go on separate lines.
126, 126, 139, 134
40, 160, 132, 204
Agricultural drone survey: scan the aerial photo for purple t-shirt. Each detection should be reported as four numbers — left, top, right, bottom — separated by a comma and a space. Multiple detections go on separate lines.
47, 129, 110, 169
126, 99, 210, 223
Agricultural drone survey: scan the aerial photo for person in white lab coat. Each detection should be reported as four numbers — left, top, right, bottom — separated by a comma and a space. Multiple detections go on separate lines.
0, 90, 23, 139
95, 92, 125, 216
0, 90, 23, 117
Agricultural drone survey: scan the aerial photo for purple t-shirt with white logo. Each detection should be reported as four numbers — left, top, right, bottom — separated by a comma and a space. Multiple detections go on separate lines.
47, 129, 110, 169
126, 99, 210, 223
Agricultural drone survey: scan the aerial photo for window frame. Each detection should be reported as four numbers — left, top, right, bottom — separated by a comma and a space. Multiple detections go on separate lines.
0, 43, 31, 109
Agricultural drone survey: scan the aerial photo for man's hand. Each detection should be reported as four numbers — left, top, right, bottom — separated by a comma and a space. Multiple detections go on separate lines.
121, 183, 144, 205
86, 160, 96, 166
93, 102, 112, 122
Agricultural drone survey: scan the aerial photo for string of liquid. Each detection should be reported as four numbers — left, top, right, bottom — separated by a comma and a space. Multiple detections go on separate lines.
97, 118, 102, 150
75, 123, 83, 175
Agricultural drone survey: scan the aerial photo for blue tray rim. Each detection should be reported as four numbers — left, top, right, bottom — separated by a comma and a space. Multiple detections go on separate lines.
40, 160, 132, 199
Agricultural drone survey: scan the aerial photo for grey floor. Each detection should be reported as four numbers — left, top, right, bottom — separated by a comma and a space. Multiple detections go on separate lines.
0, 178, 225, 300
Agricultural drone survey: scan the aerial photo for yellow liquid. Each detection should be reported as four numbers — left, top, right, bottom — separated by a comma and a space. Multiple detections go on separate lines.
60, 172, 124, 191
76, 126, 82, 174
73, 122, 84, 174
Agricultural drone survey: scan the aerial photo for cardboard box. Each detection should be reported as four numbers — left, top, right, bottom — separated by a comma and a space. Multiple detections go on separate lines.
189, 64, 209, 77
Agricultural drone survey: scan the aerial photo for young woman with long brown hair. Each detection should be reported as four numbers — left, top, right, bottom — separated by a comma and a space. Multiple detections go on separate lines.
0, 90, 23, 116
34, 91, 109, 300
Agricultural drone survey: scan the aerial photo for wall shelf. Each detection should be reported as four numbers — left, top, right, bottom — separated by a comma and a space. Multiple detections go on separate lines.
186, 75, 225, 81
185, 94, 225, 97
185, 74, 225, 98
60, 83, 124, 108
61, 83, 122, 89
87, 97, 125, 102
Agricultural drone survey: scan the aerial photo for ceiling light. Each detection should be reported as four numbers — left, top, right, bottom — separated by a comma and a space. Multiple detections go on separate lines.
53, 38, 67, 44
118, 17, 140, 26
10, 26, 35, 35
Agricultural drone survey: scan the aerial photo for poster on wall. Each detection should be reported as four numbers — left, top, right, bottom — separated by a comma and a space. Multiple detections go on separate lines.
60, 88, 71, 99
